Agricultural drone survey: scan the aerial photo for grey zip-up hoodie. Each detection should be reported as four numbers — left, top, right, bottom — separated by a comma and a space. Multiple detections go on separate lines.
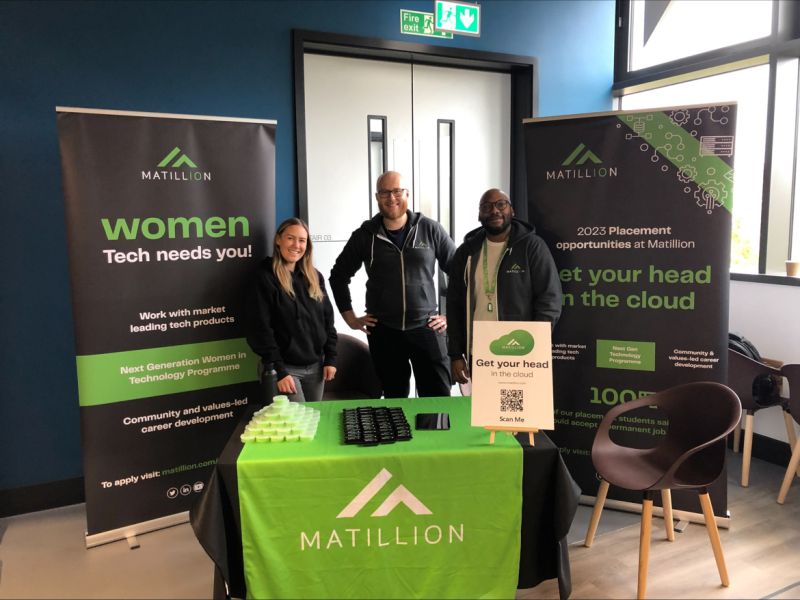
447, 218, 562, 362
329, 211, 455, 330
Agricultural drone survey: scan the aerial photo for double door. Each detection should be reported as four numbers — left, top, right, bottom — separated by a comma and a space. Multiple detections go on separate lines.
303, 52, 511, 340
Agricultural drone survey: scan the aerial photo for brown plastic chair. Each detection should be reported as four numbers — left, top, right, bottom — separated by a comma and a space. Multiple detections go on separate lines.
322, 333, 382, 400
727, 349, 789, 486
583, 381, 741, 599
778, 364, 800, 504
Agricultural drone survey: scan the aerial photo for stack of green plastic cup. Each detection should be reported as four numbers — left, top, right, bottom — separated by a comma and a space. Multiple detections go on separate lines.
239, 395, 321, 443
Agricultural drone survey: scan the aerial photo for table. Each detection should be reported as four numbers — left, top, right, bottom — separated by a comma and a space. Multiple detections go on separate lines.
191, 397, 579, 599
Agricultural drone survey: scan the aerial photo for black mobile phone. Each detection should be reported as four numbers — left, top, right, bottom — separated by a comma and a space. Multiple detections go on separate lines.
415, 412, 450, 430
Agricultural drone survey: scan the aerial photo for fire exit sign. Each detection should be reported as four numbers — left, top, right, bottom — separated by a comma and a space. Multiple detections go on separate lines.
400, 9, 454, 39
435, 0, 480, 37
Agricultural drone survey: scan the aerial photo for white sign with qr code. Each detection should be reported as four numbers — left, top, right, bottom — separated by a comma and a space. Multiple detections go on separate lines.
470, 321, 554, 430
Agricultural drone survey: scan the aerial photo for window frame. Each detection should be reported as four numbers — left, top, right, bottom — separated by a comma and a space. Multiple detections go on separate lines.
614, 0, 800, 286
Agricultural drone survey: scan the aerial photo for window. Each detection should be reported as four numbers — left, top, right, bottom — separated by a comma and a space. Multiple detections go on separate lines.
437, 120, 455, 238
367, 116, 387, 217
790, 60, 800, 260
615, 0, 800, 280
628, 0, 773, 71
620, 65, 769, 272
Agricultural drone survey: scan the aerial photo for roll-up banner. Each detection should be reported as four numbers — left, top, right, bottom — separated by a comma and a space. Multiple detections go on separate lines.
523, 104, 735, 517
56, 108, 276, 544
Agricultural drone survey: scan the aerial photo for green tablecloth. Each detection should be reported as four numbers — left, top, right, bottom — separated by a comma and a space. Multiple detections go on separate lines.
237, 397, 522, 599
190, 396, 580, 600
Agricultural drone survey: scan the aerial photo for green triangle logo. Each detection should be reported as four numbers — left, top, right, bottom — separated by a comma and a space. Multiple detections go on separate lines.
490, 330, 534, 356
157, 146, 198, 168
562, 143, 601, 166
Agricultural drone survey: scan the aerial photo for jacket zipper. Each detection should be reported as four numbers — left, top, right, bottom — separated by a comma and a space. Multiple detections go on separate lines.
495, 246, 511, 320
465, 255, 472, 364
375, 222, 418, 331
399, 223, 418, 330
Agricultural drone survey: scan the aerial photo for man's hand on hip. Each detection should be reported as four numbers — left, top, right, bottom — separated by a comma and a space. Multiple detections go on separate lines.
342, 310, 377, 334
427, 314, 447, 333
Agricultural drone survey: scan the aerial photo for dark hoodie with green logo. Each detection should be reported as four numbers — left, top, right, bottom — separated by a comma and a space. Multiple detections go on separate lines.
329, 210, 455, 330
446, 218, 562, 362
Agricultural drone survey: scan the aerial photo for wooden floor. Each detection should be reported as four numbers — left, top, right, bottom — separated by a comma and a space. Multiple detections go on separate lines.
1, 449, 798, 599
520, 450, 800, 600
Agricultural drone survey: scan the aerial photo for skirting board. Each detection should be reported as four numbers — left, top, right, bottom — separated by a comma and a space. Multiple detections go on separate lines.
579, 494, 731, 529
85, 511, 189, 548
729, 430, 794, 465
0, 477, 84, 518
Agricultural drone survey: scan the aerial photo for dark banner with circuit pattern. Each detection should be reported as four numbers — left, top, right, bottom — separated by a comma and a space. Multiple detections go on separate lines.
523, 105, 735, 515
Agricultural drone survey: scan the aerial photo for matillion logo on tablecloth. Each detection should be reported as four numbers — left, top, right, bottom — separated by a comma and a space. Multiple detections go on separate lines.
336, 468, 432, 518
299, 468, 465, 551
141, 146, 212, 182
546, 142, 619, 181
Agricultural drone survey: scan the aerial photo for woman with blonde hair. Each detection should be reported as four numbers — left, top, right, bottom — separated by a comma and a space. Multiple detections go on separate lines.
247, 218, 337, 402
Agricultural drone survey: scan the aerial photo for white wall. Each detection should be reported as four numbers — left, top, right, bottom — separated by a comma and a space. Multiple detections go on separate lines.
729, 280, 800, 440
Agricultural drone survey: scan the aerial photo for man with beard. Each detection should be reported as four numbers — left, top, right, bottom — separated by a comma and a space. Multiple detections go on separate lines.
447, 188, 562, 386
329, 171, 455, 398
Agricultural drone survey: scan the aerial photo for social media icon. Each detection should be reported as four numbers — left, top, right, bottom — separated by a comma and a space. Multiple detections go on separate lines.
180, 484, 192, 496
193, 481, 204, 493
167, 487, 179, 499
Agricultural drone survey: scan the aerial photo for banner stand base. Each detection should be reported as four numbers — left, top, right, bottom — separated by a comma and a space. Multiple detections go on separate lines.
579, 495, 731, 530
85, 510, 189, 549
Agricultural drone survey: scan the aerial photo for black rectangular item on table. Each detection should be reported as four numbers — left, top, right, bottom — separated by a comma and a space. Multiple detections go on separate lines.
415, 412, 450, 430
342, 406, 412, 445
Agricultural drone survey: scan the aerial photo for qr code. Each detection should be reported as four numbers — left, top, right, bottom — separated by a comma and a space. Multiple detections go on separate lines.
500, 389, 523, 412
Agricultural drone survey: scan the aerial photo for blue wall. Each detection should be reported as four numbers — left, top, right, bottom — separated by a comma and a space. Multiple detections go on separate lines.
0, 0, 614, 490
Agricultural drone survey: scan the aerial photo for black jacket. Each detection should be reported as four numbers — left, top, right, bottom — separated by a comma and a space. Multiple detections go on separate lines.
447, 219, 562, 360
329, 211, 455, 330
246, 259, 337, 381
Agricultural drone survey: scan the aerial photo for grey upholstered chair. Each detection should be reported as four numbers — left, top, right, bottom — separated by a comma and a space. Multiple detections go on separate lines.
322, 333, 382, 400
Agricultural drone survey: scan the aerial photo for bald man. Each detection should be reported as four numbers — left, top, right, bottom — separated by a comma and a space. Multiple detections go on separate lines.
447, 188, 562, 384
329, 171, 455, 398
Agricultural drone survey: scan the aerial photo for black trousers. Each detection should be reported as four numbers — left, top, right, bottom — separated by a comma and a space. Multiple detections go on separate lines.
367, 322, 451, 398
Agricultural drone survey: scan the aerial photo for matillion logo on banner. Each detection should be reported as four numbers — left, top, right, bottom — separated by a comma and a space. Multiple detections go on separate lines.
141, 146, 212, 182
300, 468, 465, 551
546, 142, 618, 181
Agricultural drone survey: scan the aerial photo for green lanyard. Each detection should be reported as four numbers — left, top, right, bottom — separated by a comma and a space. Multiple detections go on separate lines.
481, 238, 507, 313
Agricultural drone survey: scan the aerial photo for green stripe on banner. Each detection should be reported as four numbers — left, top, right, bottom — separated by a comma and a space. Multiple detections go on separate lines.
76, 338, 259, 406
237, 397, 522, 599
617, 111, 734, 213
